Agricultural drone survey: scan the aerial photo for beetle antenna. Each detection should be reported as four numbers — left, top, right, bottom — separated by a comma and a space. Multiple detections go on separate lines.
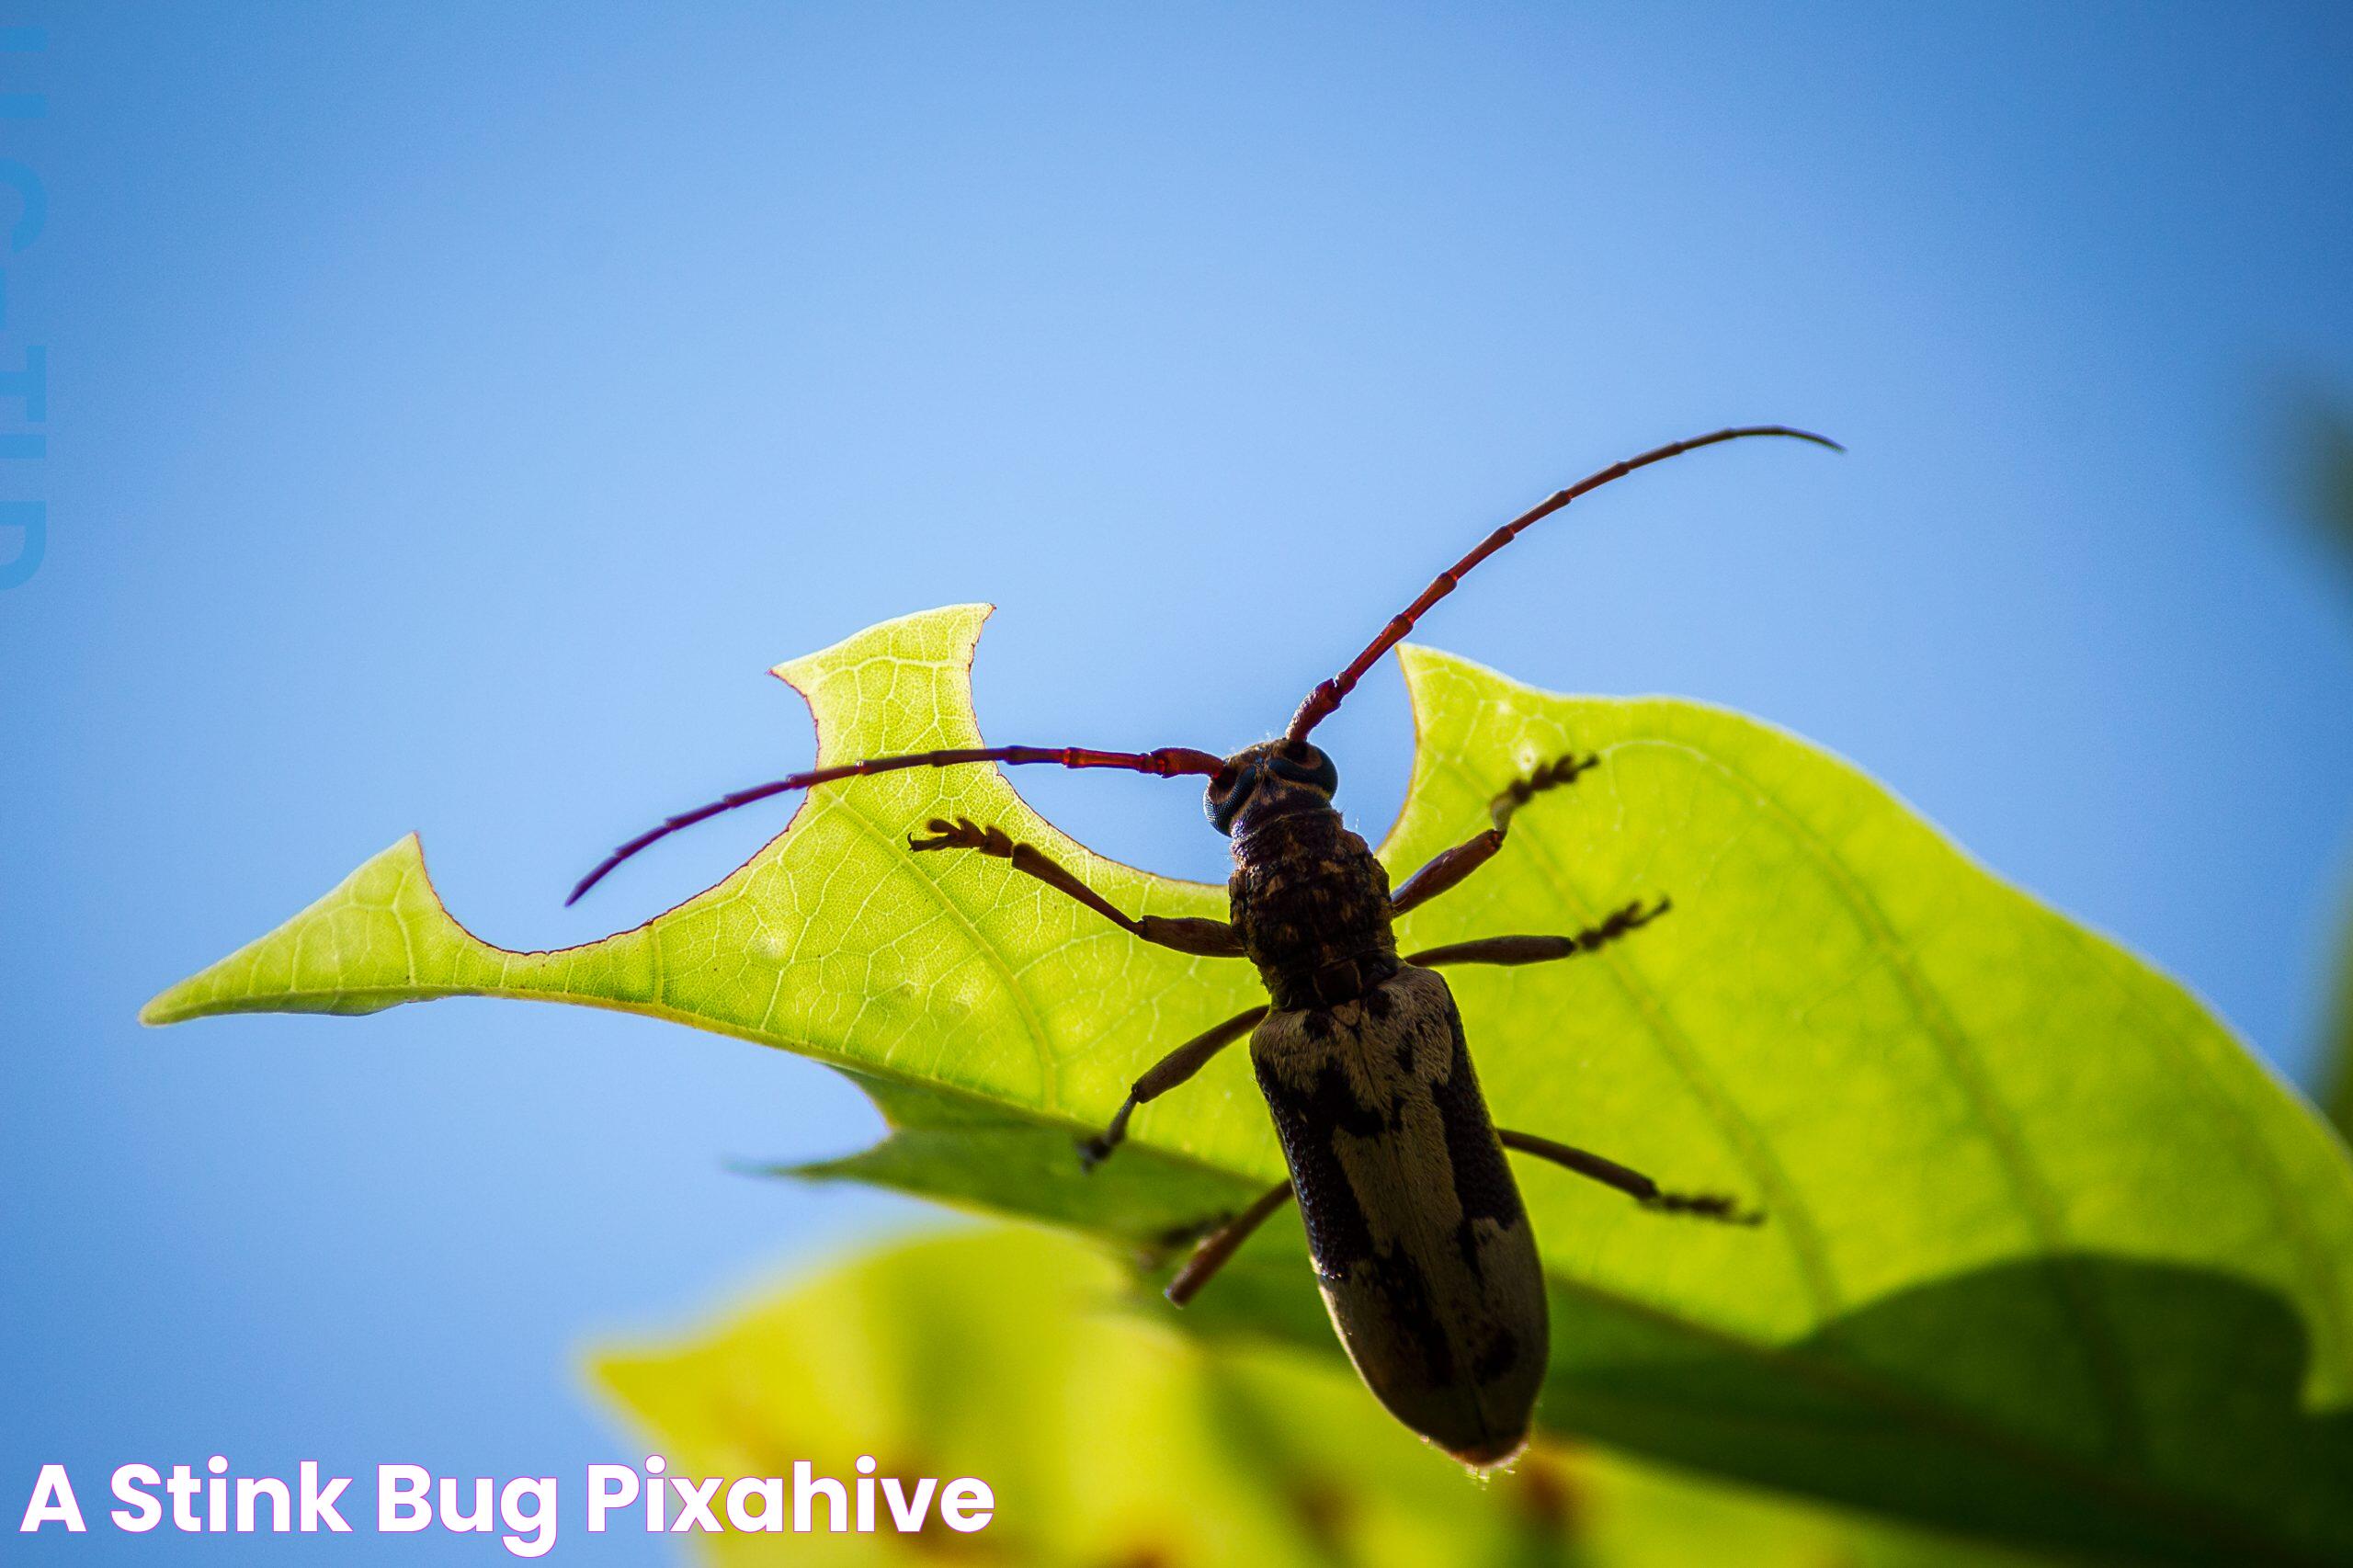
1285, 425, 1843, 742
566, 744, 1223, 906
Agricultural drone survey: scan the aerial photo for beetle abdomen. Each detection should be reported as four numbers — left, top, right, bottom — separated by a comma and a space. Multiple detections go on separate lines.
1250, 965, 1547, 1465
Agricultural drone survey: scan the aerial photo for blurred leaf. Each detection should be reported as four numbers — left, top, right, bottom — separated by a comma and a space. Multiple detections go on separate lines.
2304, 398, 2353, 1140
147, 605, 2353, 1563
593, 1224, 2038, 1568
2308, 404, 2353, 578
2330, 936, 2353, 1143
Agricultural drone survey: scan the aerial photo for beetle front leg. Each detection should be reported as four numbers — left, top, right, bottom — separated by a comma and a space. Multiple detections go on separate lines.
1403, 897, 1670, 970
1078, 1003, 1267, 1170
1498, 1129, 1760, 1224
1389, 754, 1598, 916
910, 816, 1244, 957
1165, 1178, 1295, 1304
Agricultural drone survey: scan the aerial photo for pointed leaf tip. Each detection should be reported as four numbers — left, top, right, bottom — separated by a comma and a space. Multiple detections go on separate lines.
139, 833, 495, 1027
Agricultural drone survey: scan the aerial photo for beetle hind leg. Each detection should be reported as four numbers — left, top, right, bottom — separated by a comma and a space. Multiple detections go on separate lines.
1165, 1178, 1296, 1305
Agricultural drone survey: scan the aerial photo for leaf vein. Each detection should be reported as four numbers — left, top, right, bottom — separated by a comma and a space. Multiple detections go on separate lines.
1616, 733, 2146, 1463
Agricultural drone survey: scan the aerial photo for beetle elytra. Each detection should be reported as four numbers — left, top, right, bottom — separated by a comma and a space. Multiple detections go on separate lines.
572, 426, 1836, 1465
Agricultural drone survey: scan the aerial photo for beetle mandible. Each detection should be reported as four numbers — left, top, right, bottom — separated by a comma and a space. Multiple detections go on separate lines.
570, 425, 1838, 1466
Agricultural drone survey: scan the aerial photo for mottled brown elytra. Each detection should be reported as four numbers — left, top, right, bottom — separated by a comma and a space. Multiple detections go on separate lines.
571, 426, 1836, 1466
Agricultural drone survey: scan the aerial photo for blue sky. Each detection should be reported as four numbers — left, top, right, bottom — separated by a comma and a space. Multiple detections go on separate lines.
6, 4, 2352, 1561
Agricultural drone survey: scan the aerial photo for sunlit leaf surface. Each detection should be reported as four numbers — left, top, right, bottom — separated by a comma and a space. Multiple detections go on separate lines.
148, 605, 2353, 1564
2325, 942, 2353, 1154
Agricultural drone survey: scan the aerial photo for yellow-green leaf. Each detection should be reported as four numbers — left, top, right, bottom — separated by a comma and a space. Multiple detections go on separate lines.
2326, 926, 2353, 1143
592, 1224, 2038, 1568
147, 605, 2353, 1564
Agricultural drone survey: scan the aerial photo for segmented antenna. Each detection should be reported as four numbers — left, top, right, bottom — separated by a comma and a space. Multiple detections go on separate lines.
1286, 425, 1842, 742
567, 744, 1223, 905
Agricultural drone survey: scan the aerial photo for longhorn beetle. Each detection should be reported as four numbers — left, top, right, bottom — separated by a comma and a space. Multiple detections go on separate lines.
570, 426, 1838, 1466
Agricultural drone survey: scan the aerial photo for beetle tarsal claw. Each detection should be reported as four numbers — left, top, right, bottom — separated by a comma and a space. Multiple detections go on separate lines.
1588, 896, 1674, 949
905, 819, 958, 851
1488, 751, 1602, 828
908, 817, 995, 854
1076, 1110, 1133, 1171
1641, 1190, 1766, 1226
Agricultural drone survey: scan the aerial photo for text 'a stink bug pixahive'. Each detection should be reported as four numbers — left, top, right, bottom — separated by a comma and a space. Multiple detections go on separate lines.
570, 426, 1840, 1468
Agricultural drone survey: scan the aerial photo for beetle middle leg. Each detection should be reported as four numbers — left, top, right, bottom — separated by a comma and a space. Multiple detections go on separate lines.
910, 816, 1244, 957
1402, 897, 1671, 970
1389, 754, 1600, 915
1078, 1003, 1267, 1170
1165, 1177, 1296, 1305
1499, 1130, 1760, 1224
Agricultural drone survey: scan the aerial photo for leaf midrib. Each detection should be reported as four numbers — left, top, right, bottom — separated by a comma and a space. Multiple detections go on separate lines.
1603, 731, 2145, 1463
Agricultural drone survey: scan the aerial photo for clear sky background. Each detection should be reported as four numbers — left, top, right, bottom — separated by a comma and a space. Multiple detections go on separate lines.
6, 4, 2352, 1562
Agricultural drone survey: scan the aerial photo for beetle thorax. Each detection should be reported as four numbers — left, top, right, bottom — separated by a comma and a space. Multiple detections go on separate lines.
1228, 807, 1400, 1011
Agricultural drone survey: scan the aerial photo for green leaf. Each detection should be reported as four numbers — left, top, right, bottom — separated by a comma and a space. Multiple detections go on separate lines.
592, 1223, 2038, 1568
2305, 398, 2353, 1142
147, 605, 2353, 1564
2326, 926, 2353, 1144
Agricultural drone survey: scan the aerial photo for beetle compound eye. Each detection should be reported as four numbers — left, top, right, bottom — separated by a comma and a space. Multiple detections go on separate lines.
1268, 744, 1338, 794
1206, 764, 1259, 834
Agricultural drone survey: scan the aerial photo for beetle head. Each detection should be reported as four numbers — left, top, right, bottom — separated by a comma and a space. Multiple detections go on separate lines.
1205, 738, 1338, 835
